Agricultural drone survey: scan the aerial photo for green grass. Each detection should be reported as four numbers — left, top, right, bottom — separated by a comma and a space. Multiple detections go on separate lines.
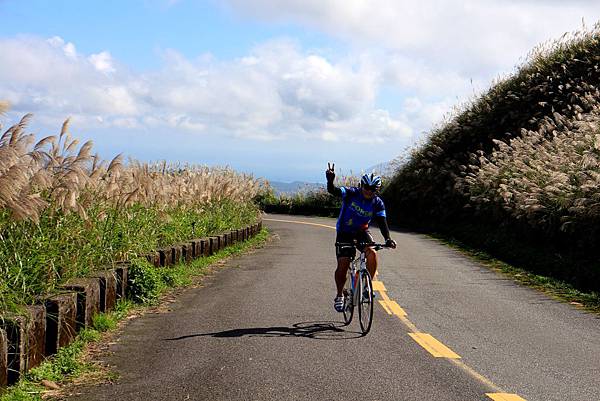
0, 229, 269, 400
0, 200, 260, 313
430, 233, 600, 314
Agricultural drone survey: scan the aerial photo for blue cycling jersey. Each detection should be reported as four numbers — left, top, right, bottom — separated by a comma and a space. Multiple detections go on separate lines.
336, 187, 386, 233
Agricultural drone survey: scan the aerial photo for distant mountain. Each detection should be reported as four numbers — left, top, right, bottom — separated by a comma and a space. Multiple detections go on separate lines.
268, 181, 324, 195
365, 160, 397, 177
267, 161, 398, 195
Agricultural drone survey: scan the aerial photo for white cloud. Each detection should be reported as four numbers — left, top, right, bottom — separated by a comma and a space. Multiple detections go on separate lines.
322, 131, 339, 142
89, 51, 116, 74
112, 117, 140, 129
47, 36, 77, 58
0, 35, 409, 142
380, 55, 480, 98
5, 0, 596, 150
215, 0, 600, 146
223, 0, 600, 76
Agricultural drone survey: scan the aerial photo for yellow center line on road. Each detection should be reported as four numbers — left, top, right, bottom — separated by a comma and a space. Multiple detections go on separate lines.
372, 280, 386, 292
263, 218, 336, 230
486, 393, 528, 401
379, 299, 408, 318
378, 300, 393, 315
408, 333, 461, 359
265, 217, 527, 400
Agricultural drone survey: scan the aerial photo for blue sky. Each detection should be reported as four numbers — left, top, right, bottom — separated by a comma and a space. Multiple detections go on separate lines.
1, 0, 599, 182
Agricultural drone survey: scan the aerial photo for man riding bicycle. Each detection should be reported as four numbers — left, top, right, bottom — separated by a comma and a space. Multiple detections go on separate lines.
326, 163, 397, 312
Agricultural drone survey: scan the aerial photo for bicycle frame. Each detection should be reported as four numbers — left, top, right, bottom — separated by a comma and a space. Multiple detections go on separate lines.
348, 251, 367, 305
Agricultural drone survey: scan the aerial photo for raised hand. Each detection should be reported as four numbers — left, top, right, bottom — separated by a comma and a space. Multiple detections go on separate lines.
326, 162, 335, 182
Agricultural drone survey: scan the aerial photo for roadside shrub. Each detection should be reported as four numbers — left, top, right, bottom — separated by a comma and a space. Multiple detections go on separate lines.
126, 257, 163, 304
92, 313, 118, 332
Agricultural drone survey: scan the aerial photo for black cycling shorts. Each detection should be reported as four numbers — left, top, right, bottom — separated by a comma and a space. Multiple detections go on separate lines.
335, 230, 374, 258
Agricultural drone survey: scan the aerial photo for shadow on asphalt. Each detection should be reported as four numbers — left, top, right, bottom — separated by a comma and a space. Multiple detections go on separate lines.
163, 321, 365, 341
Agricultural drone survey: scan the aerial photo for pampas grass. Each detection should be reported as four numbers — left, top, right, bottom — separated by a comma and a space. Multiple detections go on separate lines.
0, 112, 262, 312
384, 23, 600, 230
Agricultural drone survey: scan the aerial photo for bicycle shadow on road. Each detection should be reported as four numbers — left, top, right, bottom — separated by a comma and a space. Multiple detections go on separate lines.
163, 321, 364, 341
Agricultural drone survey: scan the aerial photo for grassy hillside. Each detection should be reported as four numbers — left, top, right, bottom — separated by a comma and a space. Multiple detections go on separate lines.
383, 26, 600, 291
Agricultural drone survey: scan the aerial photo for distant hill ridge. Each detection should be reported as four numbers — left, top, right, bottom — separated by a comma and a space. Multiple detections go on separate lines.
269, 161, 394, 195
268, 181, 323, 195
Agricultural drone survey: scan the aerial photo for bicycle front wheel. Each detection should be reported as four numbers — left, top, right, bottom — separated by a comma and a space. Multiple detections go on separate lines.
357, 270, 374, 334
342, 269, 354, 325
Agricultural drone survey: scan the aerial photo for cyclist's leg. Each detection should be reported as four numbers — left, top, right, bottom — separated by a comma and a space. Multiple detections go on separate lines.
359, 230, 378, 278
334, 231, 355, 297
365, 247, 378, 278
335, 257, 351, 297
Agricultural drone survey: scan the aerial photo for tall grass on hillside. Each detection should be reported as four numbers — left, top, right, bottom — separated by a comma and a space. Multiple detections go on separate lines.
0, 114, 262, 312
382, 24, 600, 290
463, 104, 600, 243
384, 24, 600, 227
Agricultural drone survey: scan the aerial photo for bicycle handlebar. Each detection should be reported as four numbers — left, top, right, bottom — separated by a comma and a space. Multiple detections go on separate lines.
335, 242, 390, 251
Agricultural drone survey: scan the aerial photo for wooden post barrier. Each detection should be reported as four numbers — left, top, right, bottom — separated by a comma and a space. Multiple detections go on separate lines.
115, 264, 129, 300
158, 248, 171, 267
181, 243, 192, 263
44, 293, 77, 356
2, 305, 46, 385
171, 245, 181, 265
90, 271, 117, 313
62, 278, 100, 330
147, 251, 160, 268
222, 233, 229, 248
189, 240, 200, 259
200, 238, 209, 257
208, 237, 217, 255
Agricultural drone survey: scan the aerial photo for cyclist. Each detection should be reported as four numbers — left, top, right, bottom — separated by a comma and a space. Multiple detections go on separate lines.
326, 162, 397, 312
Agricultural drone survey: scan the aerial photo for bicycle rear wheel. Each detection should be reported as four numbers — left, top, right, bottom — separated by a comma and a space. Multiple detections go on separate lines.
342, 270, 354, 325
357, 270, 374, 334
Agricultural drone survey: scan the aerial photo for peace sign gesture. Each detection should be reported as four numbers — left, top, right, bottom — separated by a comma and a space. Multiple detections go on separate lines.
326, 162, 335, 182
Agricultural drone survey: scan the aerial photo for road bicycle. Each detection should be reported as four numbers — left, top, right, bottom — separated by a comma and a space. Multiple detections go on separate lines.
336, 241, 389, 335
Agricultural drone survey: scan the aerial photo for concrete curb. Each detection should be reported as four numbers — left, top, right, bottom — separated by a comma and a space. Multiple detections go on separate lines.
0, 220, 262, 388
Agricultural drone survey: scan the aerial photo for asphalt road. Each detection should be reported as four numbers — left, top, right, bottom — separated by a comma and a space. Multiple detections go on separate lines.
69, 214, 600, 401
